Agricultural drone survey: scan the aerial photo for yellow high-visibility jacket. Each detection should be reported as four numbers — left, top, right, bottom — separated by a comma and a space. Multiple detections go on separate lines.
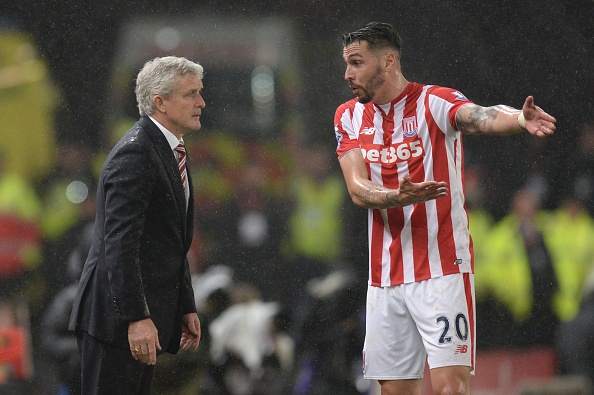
540, 208, 594, 321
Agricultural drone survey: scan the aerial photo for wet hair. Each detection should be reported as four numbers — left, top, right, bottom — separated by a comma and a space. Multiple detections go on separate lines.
135, 56, 203, 116
342, 22, 402, 54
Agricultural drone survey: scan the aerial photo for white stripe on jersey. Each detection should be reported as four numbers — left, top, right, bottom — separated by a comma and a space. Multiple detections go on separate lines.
401, 204, 415, 284
340, 107, 355, 139
379, 208, 393, 286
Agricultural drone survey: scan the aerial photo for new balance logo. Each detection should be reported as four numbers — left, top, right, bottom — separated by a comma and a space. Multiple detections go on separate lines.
360, 127, 376, 135
455, 345, 468, 354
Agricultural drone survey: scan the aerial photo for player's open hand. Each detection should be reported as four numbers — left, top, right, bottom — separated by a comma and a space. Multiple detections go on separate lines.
522, 96, 556, 138
394, 175, 448, 206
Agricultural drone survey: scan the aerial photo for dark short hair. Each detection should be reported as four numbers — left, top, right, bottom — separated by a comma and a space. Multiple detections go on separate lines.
342, 22, 402, 53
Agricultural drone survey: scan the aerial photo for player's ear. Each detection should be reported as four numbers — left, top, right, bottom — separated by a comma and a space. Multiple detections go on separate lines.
383, 51, 397, 71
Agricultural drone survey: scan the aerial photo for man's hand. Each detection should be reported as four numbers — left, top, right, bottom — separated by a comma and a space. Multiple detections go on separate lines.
521, 96, 556, 138
128, 318, 161, 365
390, 175, 449, 207
180, 313, 201, 351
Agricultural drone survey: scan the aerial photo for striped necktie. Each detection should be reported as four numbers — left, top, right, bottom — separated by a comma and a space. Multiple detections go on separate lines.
174, 142, 188, 196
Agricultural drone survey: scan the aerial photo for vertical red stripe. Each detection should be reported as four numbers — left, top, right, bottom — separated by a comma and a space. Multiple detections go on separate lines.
370, 209, 385, 285
463, 273, 476, 373
410, 205, 429, 280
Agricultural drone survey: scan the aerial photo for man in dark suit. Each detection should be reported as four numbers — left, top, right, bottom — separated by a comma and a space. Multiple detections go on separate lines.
69, 56, 204, 395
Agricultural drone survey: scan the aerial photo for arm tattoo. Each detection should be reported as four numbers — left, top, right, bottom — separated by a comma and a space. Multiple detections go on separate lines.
360, 182, 398, 208
457, 104, 499, 135
341, 148, 400, 208
340, 149, 358, 160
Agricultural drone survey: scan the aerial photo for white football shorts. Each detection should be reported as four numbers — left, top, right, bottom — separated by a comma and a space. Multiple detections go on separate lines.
362, 273, 475, 380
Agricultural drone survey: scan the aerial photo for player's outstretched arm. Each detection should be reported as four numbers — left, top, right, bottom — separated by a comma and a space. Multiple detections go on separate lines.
339, 149, 448, 209
456, 96, 556, 138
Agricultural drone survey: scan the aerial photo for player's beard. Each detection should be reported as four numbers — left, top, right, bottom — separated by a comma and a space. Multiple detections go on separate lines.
356, 65, 385, 104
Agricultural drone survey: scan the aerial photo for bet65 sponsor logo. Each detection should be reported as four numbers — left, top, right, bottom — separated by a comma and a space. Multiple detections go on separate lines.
361, 140, 424, 164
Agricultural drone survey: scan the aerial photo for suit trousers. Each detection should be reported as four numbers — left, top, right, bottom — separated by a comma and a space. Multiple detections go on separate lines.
77, 330, 155, 395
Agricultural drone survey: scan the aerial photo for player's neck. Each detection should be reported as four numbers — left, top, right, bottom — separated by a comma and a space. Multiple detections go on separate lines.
373, 75, 409, 105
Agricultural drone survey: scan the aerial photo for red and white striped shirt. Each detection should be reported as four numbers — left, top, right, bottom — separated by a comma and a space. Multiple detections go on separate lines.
334, 82, 475, 287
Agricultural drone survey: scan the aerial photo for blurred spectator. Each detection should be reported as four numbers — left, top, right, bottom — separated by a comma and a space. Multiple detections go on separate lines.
37, 142, 95, 241
37, 195, 95, 395
283, 142, 347, 317
0, 30, 58, 183
0, 151, 42, 223
193, 265, 234, 320
38, 284, 80, 394
203, 283, 294, 395
464, 163, 494, 300
0, 150, 42, 306
0, 300, 34, 390
38, 230, 89, 395
35, 142, 96, 320
541, 195, 594, 322
482, 186, 559, 348
556, 266, 594, 386
286, 142, 346, 269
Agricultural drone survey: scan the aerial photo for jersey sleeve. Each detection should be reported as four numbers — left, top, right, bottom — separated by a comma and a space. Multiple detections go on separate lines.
334, 101, 361, 159
427, 86, 474, 132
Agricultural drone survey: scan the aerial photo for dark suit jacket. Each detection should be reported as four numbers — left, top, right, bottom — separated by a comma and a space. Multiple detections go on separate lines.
69, 116, 196, 354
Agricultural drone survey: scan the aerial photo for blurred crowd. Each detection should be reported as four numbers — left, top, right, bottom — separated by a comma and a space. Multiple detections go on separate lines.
1, 120, 594, 395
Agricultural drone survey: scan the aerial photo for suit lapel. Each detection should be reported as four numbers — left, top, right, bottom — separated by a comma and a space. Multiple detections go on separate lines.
140, 117, 188, 237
